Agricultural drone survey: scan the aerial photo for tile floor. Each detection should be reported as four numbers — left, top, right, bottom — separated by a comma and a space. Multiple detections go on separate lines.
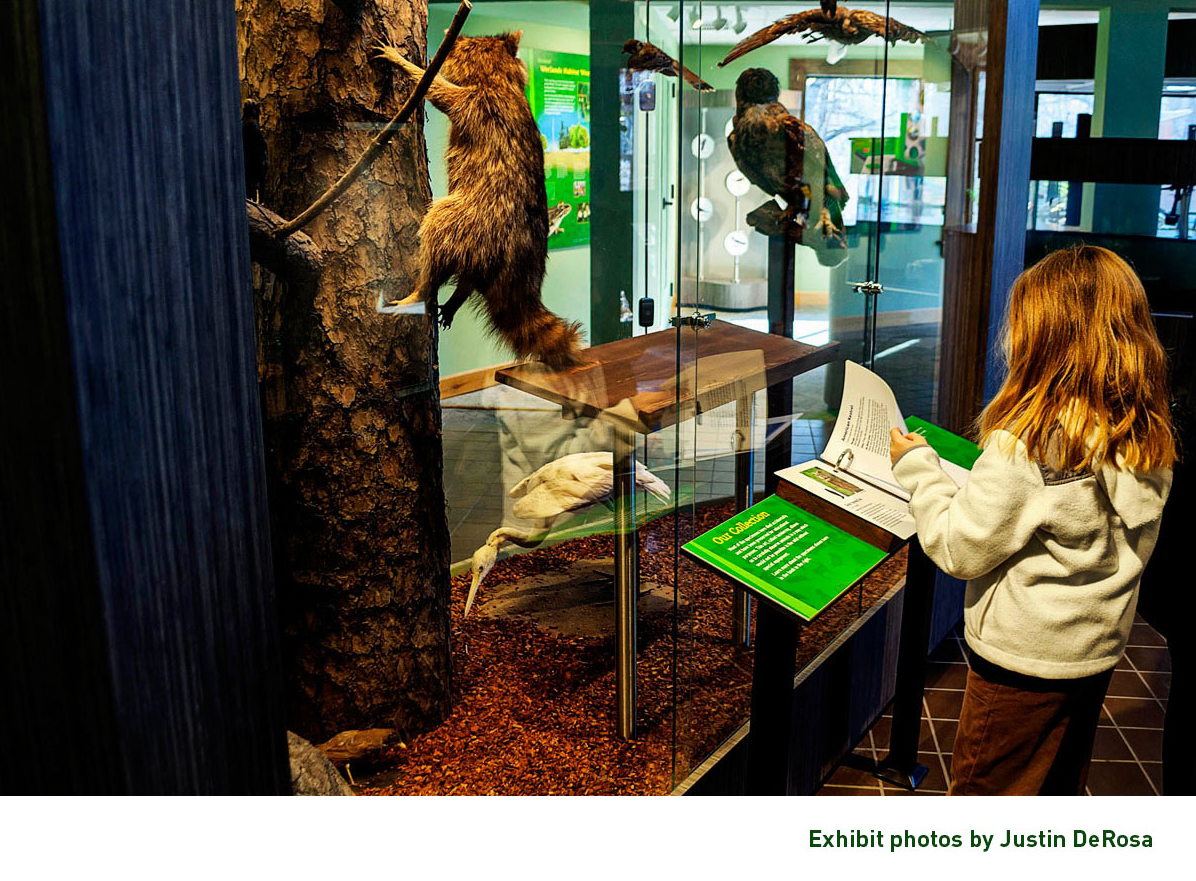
817, 619, 1172, 796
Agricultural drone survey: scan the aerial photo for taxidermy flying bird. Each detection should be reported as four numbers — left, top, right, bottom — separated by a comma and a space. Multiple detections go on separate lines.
719, 0, 926, 67
727, 68, 848, 244
622, 39, 714, 92
464, 452, 671, 616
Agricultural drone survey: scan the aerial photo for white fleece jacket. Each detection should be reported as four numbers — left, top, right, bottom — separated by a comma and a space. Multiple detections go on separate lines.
893, 430, 1172, 679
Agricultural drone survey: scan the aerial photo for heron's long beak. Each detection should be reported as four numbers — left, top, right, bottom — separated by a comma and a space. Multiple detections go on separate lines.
464, 570, 483, 618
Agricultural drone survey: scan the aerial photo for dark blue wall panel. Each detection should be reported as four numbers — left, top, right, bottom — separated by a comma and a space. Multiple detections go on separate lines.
29, 0, 287, 793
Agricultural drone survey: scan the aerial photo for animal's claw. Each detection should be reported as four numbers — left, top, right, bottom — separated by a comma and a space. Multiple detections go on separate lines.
373, 42, 406, 65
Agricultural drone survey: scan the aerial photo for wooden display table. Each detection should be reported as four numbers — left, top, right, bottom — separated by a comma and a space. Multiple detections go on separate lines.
496, 320, 838, 739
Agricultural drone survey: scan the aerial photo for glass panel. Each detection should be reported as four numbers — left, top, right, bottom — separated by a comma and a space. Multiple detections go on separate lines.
409, 0, 687, 795
866, 3, 957, 424
669, 0, 907, 786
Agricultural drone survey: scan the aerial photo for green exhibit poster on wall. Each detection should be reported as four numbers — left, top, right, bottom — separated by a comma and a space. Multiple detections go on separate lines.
526, 48, 590, 249
682, 495, 887, 621
905, 416, 982, 470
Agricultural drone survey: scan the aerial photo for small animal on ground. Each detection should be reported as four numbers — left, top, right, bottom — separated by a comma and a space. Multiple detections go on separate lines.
375, 33, 583, 369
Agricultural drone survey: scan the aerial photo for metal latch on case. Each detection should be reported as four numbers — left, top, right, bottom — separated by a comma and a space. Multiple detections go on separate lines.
670, 311, 715, 330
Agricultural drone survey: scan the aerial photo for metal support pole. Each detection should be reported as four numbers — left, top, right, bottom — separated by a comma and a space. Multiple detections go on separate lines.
765, 235, 796, 495
746, 601, 800, 795
875, 538, 935, 789
613, 428, 639, 739
731, 394, 754, 646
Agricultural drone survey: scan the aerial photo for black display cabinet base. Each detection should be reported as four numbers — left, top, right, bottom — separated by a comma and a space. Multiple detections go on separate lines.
742, 536, 937, 795
875, 539, 936, 790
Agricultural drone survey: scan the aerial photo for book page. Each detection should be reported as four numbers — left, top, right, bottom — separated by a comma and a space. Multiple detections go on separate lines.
776, 461, 916, 539
821, 360, 909, 498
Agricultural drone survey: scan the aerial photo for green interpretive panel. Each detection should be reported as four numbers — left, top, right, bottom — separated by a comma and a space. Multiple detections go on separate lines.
526, 48, 591, 249
682, 495, 887, 621
905, 416, 981, 470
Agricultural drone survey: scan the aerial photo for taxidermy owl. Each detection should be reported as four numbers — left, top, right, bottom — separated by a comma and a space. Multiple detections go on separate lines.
727, 68, 849, 262
622, 39, 714, 92
719, 0, 926, 67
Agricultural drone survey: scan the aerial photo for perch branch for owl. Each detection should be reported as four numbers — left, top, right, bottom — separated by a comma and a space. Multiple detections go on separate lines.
270, 0, 473, 239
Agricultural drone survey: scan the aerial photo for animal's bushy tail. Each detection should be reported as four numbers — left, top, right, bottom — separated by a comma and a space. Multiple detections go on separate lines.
484, 296, 584, 370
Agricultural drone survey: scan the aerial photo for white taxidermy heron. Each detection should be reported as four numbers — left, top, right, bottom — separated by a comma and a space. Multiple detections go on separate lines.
465, 452, 672, 616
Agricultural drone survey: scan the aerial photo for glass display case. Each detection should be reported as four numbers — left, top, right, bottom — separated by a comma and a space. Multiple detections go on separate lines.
13, 0, 1193, 799
230, 1, 990, 798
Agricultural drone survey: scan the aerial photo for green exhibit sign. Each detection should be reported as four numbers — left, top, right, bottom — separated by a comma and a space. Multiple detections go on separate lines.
905, 416, 981, 470
682, 494, 887, 621
526, 48, 591, 249
849, 113, 946, 177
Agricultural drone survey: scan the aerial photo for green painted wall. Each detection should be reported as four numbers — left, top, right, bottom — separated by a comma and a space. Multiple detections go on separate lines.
427, 3, 591, 379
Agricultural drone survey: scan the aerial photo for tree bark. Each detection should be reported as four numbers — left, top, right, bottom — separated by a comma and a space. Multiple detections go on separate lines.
237, 0, 452, 741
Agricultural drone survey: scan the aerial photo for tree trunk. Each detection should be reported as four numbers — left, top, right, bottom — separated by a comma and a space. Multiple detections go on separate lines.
237, 0, 452, 741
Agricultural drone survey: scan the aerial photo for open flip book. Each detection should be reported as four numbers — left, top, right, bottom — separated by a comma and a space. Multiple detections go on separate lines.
775, 361, 981, 540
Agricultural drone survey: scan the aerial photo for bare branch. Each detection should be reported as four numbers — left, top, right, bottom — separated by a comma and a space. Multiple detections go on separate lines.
247, 200, 322, 283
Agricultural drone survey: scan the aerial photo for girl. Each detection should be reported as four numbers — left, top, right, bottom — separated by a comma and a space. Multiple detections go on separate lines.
889, 245, 1175, 795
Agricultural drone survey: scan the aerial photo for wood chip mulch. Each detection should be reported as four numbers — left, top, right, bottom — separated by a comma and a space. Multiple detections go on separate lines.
358, 502, 908, 796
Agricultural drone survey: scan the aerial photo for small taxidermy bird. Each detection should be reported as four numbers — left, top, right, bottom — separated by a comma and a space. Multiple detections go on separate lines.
465, 452, 671, 616
241, 100, 268, 201
719, 0, 926, 67
622, 39, 714, 92
376, 33, 583, 369
728, 69, 848, 248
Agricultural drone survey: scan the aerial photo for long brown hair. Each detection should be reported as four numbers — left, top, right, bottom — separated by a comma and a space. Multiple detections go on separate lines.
979, 245, 1175, 471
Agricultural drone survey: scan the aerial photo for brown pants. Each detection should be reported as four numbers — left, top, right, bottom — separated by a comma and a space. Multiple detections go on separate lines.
950, 653, 1113, 795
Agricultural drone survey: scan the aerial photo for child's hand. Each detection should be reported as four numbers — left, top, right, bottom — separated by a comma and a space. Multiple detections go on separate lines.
890, 427, 929, 464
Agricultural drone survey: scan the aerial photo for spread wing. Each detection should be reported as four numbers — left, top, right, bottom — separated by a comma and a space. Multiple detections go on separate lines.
718, 11, 823, 67
845, 9, 926, 43
678, 62, 715, 92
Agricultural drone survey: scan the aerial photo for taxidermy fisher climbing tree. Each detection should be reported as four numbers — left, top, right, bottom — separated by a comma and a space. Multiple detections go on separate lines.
237, 0, 472, 743
374, 31, 584, 368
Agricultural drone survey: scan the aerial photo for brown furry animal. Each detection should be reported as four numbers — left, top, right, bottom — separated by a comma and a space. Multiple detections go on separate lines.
376, 32, 583, 370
